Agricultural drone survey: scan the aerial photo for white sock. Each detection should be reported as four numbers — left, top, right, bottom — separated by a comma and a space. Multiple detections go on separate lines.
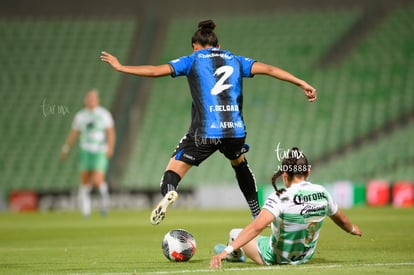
228, 228, 244, 259
79, 185, 92, 217
229, 228, 243, 243
98, 182, 110, 213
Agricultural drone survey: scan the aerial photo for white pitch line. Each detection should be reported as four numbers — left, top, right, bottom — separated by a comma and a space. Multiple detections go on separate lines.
134, 262, 414, 275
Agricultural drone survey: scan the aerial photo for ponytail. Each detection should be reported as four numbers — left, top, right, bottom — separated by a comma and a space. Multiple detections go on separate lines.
191, 19, 219, 47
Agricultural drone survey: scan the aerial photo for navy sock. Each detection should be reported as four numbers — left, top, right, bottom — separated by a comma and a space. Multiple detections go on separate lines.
232, 160, 260, 217
160, 170, 181, 196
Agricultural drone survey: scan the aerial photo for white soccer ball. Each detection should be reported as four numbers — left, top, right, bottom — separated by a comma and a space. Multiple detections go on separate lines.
162, 229, 197, 262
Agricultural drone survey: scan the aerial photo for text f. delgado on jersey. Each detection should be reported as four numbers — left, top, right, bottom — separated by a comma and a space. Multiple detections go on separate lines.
209, 104, 240, 112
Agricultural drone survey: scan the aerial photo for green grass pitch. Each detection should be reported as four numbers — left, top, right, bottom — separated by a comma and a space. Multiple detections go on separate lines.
0, 207, 413, 274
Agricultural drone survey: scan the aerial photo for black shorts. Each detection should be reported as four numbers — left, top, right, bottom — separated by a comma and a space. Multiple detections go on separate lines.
171, 133, 246, 166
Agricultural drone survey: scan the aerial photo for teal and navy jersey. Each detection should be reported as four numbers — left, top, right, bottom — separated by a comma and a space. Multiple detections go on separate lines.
168, 47, 256, 138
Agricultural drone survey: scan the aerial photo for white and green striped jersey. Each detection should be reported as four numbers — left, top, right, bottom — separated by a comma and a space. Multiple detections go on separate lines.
262, 181, 338, 264
72, 106, 114, 153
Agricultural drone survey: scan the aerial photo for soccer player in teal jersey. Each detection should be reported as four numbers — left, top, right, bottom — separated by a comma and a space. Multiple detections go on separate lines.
210, 147, 362, 268
101, 20, 317, 225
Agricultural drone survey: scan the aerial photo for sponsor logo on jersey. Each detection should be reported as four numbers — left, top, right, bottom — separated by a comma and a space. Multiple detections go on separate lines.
293, 192, 327, 205
209, 121, 243, 129
300, 204, 327, 218
264, 197, 278, 209
220, 121, 243, 129
198, 53, 232, 59
183, 153, 195, 161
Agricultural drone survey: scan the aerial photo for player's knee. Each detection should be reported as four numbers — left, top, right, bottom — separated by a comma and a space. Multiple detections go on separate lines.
232, 157, 249, 172
230, 155, 246, 167
89, 171, 105, 186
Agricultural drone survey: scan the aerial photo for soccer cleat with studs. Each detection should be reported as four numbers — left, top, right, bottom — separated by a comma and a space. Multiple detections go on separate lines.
150, 191, 178, 225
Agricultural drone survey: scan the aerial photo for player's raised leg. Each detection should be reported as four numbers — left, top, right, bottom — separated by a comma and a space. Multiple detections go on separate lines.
150, 158, 191, 225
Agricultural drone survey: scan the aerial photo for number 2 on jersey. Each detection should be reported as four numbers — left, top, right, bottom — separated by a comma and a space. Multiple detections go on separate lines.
211, 65, 234, 95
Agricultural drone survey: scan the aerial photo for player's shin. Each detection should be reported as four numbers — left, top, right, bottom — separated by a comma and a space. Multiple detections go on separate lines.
232, 160, 260, 218
98, 182, 110, 215
78, 184, 92, 217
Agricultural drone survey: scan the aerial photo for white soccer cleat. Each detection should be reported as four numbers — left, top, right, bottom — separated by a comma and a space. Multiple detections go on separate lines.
213, 243, 245, 262
150, 191, 178, 225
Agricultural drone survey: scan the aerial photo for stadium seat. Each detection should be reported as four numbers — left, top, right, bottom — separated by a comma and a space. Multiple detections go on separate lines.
0, 18, 137, 193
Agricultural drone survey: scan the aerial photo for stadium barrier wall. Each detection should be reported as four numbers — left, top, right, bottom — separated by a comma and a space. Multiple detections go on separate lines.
4, 180, 414, 212
8, 190, 38, 212
258, 180, 414, 209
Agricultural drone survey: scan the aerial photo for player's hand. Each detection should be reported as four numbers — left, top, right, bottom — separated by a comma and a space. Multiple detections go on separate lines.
350, 224, 362, 237
60, 151, 68, 161
300, 82, 317, 102
60, 144, 70, 161
209, 252, 227, 269
100, 51, 123, 71
106, 148, 114, 158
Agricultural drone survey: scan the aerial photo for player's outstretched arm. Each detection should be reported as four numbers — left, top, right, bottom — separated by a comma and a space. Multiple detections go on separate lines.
330, 209, 362, 237
106, 127, 116, 158
60, 129, 79, 160
100, 51, 172, 77
251, 62, 317, 102
209, 210, 273, 269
